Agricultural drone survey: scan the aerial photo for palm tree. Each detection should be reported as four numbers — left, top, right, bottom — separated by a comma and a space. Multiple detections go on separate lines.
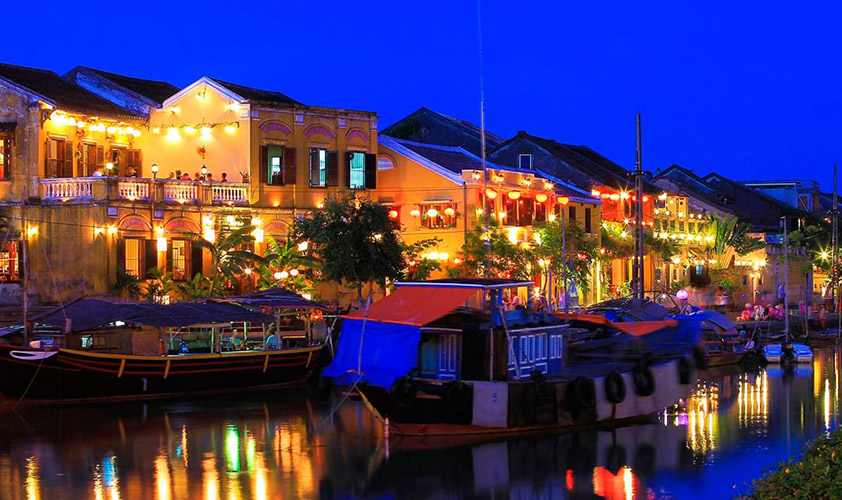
256, 236, 320, 293
705, 213, 767, 269
190, 225, 264, 296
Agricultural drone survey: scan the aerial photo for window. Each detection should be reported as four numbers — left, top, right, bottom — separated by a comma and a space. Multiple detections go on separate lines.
518, 154, 532, 169
81, 143, 103, 176
377, 156, 395, 170
568, 206, 577, 225
125, 239, 142, 277
534, 199, 547, 223
0, 137, 9, 180
421, 204, 457, 229
171, 240, 188, 281
418, 127, 429, 141
584, 208, 592, 233
47, 138, 73, 178
0, 241, 21, 282
349, 152, 366, 189
267, 145, 284, 185
309, 148, 331, 187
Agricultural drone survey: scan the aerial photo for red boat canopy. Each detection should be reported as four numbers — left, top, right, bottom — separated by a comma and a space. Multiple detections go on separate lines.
345, 286, 478, 326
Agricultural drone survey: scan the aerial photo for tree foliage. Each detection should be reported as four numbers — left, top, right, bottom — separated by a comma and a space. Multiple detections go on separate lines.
705, 213, 767, 269
447, 226, 533, 280
292, 194, 404, 298
256, 236, 320, 294
401, 238, 443, 282
534, 219, 598, 296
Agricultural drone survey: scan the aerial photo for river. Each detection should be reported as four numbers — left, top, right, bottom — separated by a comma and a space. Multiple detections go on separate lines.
0, 346, 839, 499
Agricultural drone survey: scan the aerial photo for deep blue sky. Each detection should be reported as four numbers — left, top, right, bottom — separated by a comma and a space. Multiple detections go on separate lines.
5, 1, 841, 191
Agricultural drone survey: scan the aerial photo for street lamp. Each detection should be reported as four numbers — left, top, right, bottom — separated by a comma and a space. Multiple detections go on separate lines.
151, 163, 158, 179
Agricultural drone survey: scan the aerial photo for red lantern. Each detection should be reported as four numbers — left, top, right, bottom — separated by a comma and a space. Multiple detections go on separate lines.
557, 196, 569, 206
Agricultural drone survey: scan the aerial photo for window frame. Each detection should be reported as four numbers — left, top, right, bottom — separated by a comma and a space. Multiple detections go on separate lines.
518, 154, 532, 169
266, 145, 284, 186
309, 147, 327, 188
348, 151, 366, 189
0, 135, 10, 181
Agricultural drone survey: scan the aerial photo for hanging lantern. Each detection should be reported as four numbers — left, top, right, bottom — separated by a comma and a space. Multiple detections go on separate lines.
444, 207, 456, 216
535, 193, 548, 203
557, 196, 569, 206
484, 188, 498, 199
591, 189, 601, 197
609, 194, 620, 201
426, 208, 439, 218
410, 209, 421, 217
388, 209, 399, 219
507, 191, 521, 200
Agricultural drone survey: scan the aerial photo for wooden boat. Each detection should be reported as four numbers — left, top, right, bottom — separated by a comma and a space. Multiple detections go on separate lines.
321, 279, 705, 437
0, 288, 327, 405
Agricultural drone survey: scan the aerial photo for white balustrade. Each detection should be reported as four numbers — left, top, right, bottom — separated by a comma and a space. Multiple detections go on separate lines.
117, 179, 150, 200
40, 178, 96, 200
162, 181, 199, 203
211, 183, 249, 204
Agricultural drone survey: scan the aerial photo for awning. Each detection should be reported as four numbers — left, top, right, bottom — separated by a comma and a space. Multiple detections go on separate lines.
345, 286, 478, 326
553, 313, 678, 337
222, 287, 325, 310
31, 298, 139, 332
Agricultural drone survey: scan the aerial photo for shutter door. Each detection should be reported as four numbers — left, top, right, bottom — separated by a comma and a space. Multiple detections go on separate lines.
97, 146, 104, 167
63, 141, 73, 177
365, 153, 377, 189
190, 243, 204, 278
116, 238, 126, 273
326, 151, 339, 187
145, 239, 158, 276
259, 145, 268, 184
282, 147, 297, 185
309, 149, 320, 186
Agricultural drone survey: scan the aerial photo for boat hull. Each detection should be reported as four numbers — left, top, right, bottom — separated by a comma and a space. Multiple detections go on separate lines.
351, 357, 693, 437
763, 343, 813, 364
0, 344, 324, 404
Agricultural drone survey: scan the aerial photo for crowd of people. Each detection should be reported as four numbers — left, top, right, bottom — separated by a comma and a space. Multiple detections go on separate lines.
737, 302, 785, 322
90, 167, 230, 182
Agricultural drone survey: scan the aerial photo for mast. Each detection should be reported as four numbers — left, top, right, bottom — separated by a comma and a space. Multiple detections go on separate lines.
20, 185, 28, 346
834, 165, 839, 338
783, 215, 789, 341
477, 0, 492, 279
633, 114, 645, 300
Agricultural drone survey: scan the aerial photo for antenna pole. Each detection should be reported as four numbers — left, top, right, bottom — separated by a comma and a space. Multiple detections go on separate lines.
633, 114, 645, 300
477, 0, 492, 277
20, 185, 28, 346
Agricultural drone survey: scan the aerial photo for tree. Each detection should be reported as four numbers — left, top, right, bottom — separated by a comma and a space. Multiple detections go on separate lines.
142, 268, 177, 303
256, 236, 321, 294
190, 225, 264, 297
401, 238, 443, 282
533, 219, 598, 297
447, 226, 533, 280
705, 214, 766, 269
293, 194, 404, 301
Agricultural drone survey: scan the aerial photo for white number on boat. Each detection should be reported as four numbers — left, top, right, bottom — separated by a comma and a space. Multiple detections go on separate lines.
10, 350, 58, 361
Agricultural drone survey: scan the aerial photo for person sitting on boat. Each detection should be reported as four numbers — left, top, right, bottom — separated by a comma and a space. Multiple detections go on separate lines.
265, 333, 280, 350
740, 303, 753, 321
228, 332, 243, 351
179, 341, 190, 354
771, 304, 785, 320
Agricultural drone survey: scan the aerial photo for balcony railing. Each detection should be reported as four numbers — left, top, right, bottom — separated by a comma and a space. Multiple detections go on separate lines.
38, 177, 250, 205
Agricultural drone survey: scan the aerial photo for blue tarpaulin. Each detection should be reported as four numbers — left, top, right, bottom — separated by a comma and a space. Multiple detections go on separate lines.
322, 319, 420, 389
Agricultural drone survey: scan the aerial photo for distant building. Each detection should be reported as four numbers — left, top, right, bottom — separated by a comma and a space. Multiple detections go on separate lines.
382, 107, 504, 157
740, 179, 821, 214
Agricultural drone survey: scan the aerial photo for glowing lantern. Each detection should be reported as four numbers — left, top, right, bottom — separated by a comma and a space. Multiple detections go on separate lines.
297, 241, 309, 252
591, 189, 601, 197
279, 270, 289, 279
444, 207, 456, 216
609, 194, 620, 201
643, 195, 650, 202
157, 237, 167, 252
676, 288, 689, 301
508, 191, 521, 200
273, 271, 283, 280
224, 125, 236, 134
426, 208, 439, 218
410, 209, 421, 217
252, 228, 264, 243
535, 193, 548, 203
388, 209, 399, 219
290, 269, 299, 276
484, 188, 498, 199
557, 196, 569, 206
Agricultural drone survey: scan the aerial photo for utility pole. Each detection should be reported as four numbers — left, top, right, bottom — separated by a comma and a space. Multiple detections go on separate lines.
20, 185, 28, 346
477, 0, 491, 277
633, 114, 645, 300
782, 216, 790, 341
834, 165, 839, 338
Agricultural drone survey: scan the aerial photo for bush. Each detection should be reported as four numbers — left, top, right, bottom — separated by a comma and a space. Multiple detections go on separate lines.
737, 430, 842, 499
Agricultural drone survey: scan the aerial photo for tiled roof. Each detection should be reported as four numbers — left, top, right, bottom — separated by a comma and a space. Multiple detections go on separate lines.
72, 66, 180, 104
382, 107, 504, 150
208, 78, 302, 106
0, 62, 142, 119
502, 131, 660, 194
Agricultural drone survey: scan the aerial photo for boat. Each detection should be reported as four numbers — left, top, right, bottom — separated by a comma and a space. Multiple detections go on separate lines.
0, 288, 328, 404
763, 342, 813, 364
321, 278, 705, 437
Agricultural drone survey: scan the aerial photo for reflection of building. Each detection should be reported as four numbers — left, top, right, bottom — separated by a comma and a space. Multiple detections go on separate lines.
0, 62, 377, 303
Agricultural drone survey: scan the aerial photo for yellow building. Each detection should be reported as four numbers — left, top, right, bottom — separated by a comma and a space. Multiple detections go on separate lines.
0, 62, 377, 305
378, 136, 602, 305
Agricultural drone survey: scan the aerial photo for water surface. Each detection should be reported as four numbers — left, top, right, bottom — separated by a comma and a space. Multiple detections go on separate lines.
1, 347, 840, 499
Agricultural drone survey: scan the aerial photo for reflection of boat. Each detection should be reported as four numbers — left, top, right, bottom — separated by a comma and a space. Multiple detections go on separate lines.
763, 342, 813, 364
323, 279, 704, 437
0, 289, 327, 404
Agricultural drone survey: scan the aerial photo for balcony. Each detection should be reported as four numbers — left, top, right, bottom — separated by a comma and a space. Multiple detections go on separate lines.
39, 177, 249, 206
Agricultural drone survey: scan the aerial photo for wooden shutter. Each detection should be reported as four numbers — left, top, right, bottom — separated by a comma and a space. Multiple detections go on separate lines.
63, 141, 73, 177
326, 151, 339, 187
166, 244, 173, 274
365, 153, 377, 189
96, 146, 104, 167
259, 145, 268, 184
145, 239, 158, 277
190, 243, 204, 277
282, 147, 297, 185
309, 149, 320, 186
44, 139, 50, 177
344, 153, 353, 188
116, 238, 126, 273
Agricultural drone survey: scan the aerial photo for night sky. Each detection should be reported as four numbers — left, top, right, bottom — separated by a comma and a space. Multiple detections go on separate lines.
6, 1, 841, 190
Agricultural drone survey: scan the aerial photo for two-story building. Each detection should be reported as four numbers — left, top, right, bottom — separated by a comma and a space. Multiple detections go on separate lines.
0, 62, 378, 304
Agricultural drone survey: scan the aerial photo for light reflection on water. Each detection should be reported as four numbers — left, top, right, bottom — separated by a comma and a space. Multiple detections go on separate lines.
1, 347, 842, 499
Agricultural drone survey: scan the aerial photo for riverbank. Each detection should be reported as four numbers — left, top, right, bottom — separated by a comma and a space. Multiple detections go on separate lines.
737, 429, 842, 499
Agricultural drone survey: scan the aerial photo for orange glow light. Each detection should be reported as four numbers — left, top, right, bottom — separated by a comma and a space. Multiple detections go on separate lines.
535, 193, 548, 203
485, 188, 498, 199
388, 209, 399, 219
558, 196, 570, 205
410, 209, 421, 217
444, 207, 456, 216
508, 191, 521, 200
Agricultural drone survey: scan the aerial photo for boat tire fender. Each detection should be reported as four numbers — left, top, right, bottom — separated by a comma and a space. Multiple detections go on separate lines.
390, 376, 417, 409
632, 366, 656, 397
692, 346, 709, 371
566, 377, 597, 410
442, 381, 472, 421
677, 357, 692, 385
604, 371, 626, 404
